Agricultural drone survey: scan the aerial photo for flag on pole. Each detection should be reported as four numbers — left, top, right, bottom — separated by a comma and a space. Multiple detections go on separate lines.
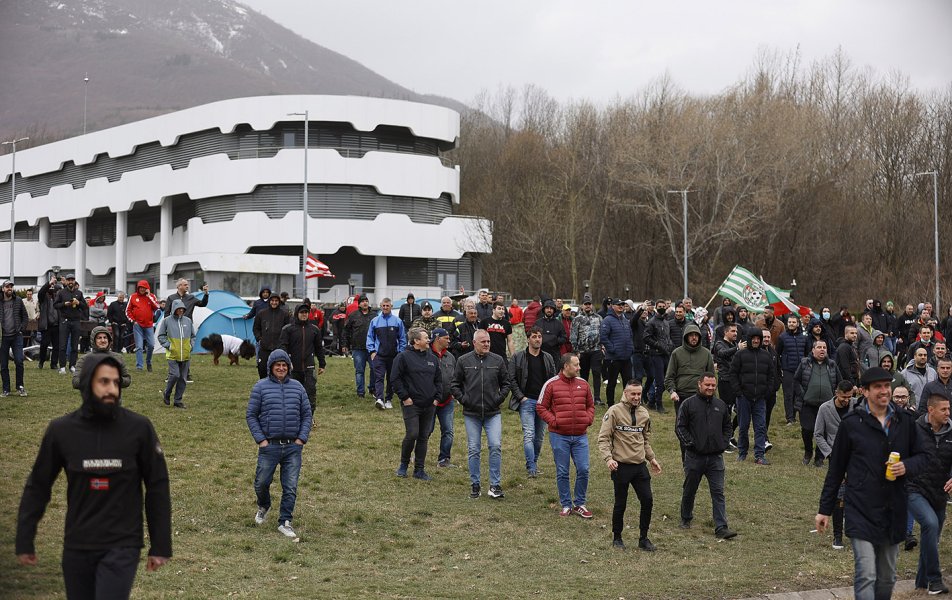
304, 256, 334, 279
715, 265, 810, 316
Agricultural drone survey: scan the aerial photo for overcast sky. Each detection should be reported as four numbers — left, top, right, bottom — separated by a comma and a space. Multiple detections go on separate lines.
239, 0, 951, 105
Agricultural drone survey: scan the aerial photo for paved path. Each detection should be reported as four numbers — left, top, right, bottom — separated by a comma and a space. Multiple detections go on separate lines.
736, 578, 920, 599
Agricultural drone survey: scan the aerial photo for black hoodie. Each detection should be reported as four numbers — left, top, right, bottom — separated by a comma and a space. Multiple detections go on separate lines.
15, 354, 172, 557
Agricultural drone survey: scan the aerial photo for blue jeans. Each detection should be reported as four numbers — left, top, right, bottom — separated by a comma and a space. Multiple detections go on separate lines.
885, 336, 897, 355
908, 492, 946, 588
735, 395, 767, 459
431, 400, 455, 462
519, 398, 546, 473
132, 323, 154, 369
851, 538, 899, 600
631, 352, 646, 382
351, 349, 376, 396
550, 432, 590, 508
254, 442, 303, 523
463, 413, 502, 487
0, 334, 24, 392
647, 355, 667, 407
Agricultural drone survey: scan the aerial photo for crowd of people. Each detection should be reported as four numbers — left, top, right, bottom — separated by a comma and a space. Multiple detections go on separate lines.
11, 280, 952, 598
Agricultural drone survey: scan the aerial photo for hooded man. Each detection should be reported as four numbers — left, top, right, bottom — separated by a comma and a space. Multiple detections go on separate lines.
16, 354, 172, 597
279, 304, 327, 411
242, 286, 272, 321
597, 380, 662, 552
156, 299, 195, 409
253, 295, 291, 380
246, 349, 312, 540
125, 279, 159, 372
0, 280, 28, 396
664, 323, 715, 417
398, 293, 422, 330
537, 299, 567, 360
728, 329, 775, 464
73, 325, 132, 390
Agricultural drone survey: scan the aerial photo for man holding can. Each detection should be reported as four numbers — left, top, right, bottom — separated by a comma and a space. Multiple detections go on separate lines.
816, 366, 927, 600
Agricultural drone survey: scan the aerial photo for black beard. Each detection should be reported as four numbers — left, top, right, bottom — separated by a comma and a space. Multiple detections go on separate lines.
90, 396, 119, 419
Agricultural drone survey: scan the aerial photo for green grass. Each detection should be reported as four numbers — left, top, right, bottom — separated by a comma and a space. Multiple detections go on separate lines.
0, 354, 943, 599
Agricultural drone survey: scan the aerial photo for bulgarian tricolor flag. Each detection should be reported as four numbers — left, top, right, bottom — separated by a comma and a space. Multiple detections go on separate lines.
716, 265, 811, 317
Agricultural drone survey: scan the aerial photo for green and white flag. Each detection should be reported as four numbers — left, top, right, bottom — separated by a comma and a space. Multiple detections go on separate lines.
717, 265, 769, 310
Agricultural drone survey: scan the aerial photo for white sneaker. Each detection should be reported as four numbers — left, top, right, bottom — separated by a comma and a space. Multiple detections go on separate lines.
384, 400, 393, 409
277, 520, 297, 539
70, 367, 76, 373
254, 506, 269, 525
58, 367, 66, 375
375, 398, 385, 410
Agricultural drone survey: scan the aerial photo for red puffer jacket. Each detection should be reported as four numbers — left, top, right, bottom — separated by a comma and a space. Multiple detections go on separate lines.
536, 373, 595, 436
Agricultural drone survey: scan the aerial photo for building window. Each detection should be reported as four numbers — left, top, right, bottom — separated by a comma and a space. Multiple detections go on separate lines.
283, 132, 296, 148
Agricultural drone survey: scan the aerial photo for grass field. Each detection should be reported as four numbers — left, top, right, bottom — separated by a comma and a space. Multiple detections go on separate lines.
0, 352, 944, 599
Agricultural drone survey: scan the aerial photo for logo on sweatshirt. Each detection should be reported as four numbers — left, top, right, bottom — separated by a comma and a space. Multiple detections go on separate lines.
616, 425, 645, 433
89, 478, 110, 491
82, 458, 122, 471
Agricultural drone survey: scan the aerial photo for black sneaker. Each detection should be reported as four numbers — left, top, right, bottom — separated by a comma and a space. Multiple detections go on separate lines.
679, 519, 692, 529
906, 534, 918, 551
612, 538, 626, 550
488, 485, 504, 499
163, 395, 171, 406
412, 470, 431, 481
470, 484, 481, 499
147, 364, 153, 372
764, 440, 773, 452
832, 536, 844, 550
715, 527, 737, 539
173, 402, 186, 409
928, 580, 950, 594
638, 537, 656, 552
737, 454, 747, 462
814, 457, 824, 468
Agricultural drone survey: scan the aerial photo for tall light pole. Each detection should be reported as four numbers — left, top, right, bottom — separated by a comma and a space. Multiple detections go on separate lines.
668, 189, 691, 298
915, 171, 940, 310
288, 112, 309, 298
2, 137, 29, 281
83, 73, 89, 135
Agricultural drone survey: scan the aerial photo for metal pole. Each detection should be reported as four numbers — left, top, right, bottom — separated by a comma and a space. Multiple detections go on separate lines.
2, 137, 29, 281
668, 189, 690, 298
83, 73, 89, 135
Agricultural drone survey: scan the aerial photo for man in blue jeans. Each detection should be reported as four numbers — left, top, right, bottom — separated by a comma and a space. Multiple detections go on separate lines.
537, 353, 596, 518
906, 388, 952, 594
246, 349, 312, 540
430, 329, 458, 468
509, 327, 557, 477
728, 329, 775, 464
451, 330, 509, 499
817, 367, 927, 600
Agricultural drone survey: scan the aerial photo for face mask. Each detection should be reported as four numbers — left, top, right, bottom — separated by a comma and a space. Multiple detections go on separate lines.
822, 311, 830, 320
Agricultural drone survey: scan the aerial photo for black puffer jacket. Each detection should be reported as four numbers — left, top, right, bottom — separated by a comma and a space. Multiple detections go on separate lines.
450, 351, 509, 418
728, 332, 776, 400
907, 415, 952, 511
253, 305, 291, 352
278, 320, 326, 372
644, 311, 673, 356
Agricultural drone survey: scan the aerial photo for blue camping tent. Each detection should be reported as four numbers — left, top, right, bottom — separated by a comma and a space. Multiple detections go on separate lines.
194, 306, 255, 353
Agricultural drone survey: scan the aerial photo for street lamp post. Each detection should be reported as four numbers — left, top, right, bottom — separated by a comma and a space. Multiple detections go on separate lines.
667, 189, 691, 299
83, 73, 89, 135
915, 171, 940, 311
2, 137, 29, 281
288, 111, 309, 298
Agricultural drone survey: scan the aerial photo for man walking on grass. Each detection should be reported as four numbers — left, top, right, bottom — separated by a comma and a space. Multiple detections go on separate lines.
816, 367, 927, 600
247, 349, 312, 540
537, 353, 595, 519
676, 373, 737, 540
156, 299, 194, 409
391, 327, 442, 480
598, 380, 661, 552
16, 354, 172, 599
451, 330, 509, 500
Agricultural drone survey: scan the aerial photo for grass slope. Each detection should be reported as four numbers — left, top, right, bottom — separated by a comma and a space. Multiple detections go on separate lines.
0, 354, 940, 599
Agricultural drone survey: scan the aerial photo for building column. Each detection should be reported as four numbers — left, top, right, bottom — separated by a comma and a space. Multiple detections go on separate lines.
38, 218, 50, 247
159, 199, 171, 293
115, 210, 127, 292
74, 218, 87, 287
374, 255, 387, 302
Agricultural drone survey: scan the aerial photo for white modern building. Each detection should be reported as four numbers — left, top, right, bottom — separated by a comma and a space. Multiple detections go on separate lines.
0, 95, 491, 300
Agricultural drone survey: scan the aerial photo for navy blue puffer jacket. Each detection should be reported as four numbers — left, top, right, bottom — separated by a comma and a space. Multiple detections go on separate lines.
246, 349, 313, 443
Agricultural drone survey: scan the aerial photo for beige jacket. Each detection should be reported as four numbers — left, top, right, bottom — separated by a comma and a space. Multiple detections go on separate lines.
597, 400, 655, 465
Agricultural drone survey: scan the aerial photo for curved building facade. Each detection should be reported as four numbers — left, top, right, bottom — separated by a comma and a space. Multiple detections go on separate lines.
0, 95, 491, 299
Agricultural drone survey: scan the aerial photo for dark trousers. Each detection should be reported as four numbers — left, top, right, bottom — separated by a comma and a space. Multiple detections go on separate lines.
800, 403, 820, 460
291, 369, 317, 411
781, 369, 797, 422
647, 355, 667, 408
765, 390, 777, 437
40, 326, 59, 367
605, 359, 632, 406
680, 452, 728, 531
401, 403, 436, 470
611, 462, 653, 538
1, 334, 25, 392
371, 354, 396, 401
256, 347, 275, 379
62, 546, 140, 600
578, 350, 603, 401
59, 319, 81, 368
111, 324, 126, 353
